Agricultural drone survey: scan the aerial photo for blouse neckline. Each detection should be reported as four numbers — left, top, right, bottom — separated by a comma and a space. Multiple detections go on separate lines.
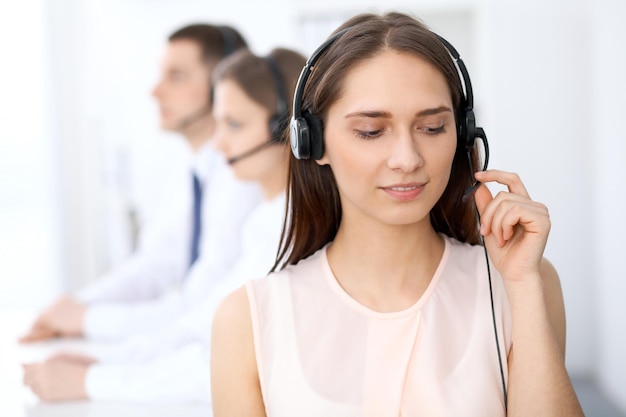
320, 235, 450, 319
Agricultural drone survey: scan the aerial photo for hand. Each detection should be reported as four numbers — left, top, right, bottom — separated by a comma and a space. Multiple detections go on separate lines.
19, 296, 87, 343
47, 352, 98, 366
22, 358, 89, 402
473, 170, 550, 281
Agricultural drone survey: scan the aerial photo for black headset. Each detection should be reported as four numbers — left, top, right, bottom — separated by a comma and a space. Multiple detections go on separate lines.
217, 26, 237, 58
289, 28, 489, 171
225, 55, 289, 165
264, 55, 290, 143
289, 27, 507, 410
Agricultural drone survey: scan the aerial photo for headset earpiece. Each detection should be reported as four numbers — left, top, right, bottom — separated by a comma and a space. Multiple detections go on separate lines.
289, 110, 324, 160
303, 110, 324, 160
290, 115, 311, 159
434, 34, 485, 161
269, 112, 290, 143
289, 29, 350, 160
460, 108, 477, 152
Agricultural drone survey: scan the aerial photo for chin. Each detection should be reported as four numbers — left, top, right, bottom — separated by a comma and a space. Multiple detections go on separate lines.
162, 123, 181, 134
230, 168, 249, 182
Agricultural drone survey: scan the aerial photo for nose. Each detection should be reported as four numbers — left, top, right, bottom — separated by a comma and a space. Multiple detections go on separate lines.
151, 79, 164, 99
386, 128, 424, 172
211, 124, 228, 154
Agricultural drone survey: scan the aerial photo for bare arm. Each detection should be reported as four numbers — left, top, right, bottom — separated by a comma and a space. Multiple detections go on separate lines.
504, 259, 582, 417
540, 258, 567, 357
211, 286, 266, 417
473, 170, 583, 417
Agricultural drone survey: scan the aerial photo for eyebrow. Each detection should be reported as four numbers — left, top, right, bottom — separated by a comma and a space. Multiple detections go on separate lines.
345, 106, 453, 119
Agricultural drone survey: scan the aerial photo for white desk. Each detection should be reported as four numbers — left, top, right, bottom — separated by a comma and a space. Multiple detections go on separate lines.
0, 311, 213, 417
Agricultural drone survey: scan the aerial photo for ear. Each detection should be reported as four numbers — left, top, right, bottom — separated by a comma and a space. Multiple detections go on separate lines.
315, 154, 330, 166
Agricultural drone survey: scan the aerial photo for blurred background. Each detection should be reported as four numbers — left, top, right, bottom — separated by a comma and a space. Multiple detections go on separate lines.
0, 0, 624, 413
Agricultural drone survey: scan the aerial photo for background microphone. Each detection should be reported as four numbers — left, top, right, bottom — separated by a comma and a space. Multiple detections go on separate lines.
226, 139, 276, 165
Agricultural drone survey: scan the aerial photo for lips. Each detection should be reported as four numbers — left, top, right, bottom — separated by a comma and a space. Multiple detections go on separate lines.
381, 182, 426, 201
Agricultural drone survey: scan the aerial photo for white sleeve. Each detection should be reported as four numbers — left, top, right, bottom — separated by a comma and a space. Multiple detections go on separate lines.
83, 291, 185, 341
183, 159, 263, 305
81, 236, 234, 342
76, 167, 193, 304
91, 272, 241, 363
85, 343, 211, 404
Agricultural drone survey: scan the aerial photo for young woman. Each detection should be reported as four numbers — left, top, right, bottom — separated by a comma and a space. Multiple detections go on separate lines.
211, 12, 584, 417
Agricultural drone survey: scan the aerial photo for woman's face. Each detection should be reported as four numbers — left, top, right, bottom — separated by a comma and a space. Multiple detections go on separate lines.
212, 79, 283, 184
319, 50, 457, 229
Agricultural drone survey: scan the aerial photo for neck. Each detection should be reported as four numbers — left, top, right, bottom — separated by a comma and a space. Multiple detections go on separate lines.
182, 116, 215, 153
259, 155, 288, 201
327, 216, 444, 312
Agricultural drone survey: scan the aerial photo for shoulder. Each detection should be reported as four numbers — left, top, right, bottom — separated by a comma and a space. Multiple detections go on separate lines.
213, 285, 252, 339
211, 285, 266, 416
211, 285, 258, 389
540, 257, 560, 287
440, 235, 488, 272
212, 285, 257, 369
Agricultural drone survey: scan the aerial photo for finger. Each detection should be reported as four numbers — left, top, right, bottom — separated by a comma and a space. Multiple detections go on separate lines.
22, 363, 38, 386
474, 169, 530, 198
19, 325, 57, 343
477, 190, 535, 237
490, 200, 523, 246
46, 352, 90, 364
473, 183, 493, 220
487, 197, 549, 246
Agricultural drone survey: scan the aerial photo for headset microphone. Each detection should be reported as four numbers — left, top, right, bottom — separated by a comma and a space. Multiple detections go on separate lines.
226, 140, 275, 165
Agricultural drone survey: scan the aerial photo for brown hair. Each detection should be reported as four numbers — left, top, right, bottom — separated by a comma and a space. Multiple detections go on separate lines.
168, 24, 247, 68
211, 48, 306, 126
274, 12, 483, 270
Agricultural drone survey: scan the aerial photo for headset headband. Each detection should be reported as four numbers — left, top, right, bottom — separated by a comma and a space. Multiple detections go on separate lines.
264, 55, 287, 117
292, 28, 471, 124
434, 35, 473, 110
291, 28, 350, 120
217, 26, 237, 57
290, 25, 487, 163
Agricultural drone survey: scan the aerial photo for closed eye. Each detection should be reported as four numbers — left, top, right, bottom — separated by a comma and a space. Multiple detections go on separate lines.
420, 125, 446, 135
354, 128, 385, 139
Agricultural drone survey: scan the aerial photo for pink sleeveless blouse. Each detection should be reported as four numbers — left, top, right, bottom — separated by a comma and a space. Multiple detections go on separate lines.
246, 235, 511, 416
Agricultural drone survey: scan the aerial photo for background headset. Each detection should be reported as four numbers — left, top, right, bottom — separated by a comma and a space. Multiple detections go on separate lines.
289, 28, 507, 410
226, 54, 290, 165
217, 25, 237, 57
265, 55, 290, 143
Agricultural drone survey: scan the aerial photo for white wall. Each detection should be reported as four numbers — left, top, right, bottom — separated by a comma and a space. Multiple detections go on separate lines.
478, 0, 595, 376
0, 0, 62, 312
591, 0, 626, 410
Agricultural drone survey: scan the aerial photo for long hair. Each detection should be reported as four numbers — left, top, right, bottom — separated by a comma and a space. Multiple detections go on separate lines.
274, 12, 482, 271
211, 48, 305, 123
